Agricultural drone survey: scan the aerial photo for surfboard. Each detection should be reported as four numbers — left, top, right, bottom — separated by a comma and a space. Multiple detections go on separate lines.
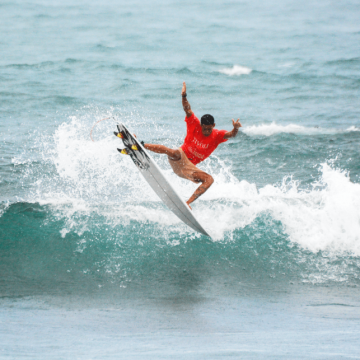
115, 123, 211, 237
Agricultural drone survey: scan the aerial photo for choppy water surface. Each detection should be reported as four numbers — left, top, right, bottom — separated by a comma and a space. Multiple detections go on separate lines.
1, 0, 360, 358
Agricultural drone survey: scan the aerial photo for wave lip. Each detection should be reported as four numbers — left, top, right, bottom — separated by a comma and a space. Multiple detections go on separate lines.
218, 65, 252, 76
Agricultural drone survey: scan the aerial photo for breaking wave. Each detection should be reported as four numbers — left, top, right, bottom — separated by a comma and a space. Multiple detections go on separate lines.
1, 112, 360, 291
218, 65, 252, 76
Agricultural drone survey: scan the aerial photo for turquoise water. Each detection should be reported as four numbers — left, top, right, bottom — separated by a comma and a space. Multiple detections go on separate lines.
1, 0, 360, 358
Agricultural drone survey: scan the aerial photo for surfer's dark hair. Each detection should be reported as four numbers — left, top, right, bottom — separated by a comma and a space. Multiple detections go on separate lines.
201, 114, 215, 125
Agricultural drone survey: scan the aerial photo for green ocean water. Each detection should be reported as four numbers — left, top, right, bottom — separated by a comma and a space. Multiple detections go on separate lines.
1, 0, 360, 358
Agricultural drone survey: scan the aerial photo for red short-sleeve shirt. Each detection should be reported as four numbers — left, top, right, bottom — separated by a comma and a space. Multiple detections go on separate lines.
180, 113, 228, 165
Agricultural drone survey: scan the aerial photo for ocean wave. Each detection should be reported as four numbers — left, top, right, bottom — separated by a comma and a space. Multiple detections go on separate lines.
2, 59, 90, 70
9, 115, 360, 255
218, 65, 252, 76
326, 57, 360, 66
4, 61, 55, 69
243, 122, 360, 136
196, 161, 360, 259
2, 159, 360, 289
176, 67, 193, 74
2, 113, 360, 287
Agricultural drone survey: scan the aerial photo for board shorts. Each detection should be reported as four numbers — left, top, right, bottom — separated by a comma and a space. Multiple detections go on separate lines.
168, 148, 208, 184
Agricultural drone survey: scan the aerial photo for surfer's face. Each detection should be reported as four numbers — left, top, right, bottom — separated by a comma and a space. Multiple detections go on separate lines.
201, 124, 215, 137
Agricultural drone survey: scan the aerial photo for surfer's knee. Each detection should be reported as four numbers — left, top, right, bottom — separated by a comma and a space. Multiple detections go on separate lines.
199, 173, 214, 187
206, 175, 214, 187
168, 149, 181, 161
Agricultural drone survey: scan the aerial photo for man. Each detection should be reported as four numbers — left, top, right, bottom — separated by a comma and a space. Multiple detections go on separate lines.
143, 82, 241, 209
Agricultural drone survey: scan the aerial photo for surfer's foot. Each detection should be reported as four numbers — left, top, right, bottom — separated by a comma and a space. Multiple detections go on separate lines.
186, 201, 192, 210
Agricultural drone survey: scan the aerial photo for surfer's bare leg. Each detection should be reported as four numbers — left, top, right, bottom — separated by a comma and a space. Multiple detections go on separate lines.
144, 144, 181, 161
186, 171, 214, 209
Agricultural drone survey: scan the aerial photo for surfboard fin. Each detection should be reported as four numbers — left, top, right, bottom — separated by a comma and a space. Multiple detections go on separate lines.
114, 131, 123, 139
117, 148, 129, 155
131, 145, 138, 151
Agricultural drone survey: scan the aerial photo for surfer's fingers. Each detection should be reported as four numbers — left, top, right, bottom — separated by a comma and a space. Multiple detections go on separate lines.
233, 119, 241, 128
182, 82, 186, 94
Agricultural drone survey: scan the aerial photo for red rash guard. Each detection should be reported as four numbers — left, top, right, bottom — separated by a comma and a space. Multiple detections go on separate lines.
180, 113, 228, 165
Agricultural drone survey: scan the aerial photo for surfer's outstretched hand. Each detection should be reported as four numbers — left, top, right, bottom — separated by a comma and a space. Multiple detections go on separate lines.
232, 118, 242, 129
224, 118, 241, 139
182, 82, 187, 96
182, 82, 193, 117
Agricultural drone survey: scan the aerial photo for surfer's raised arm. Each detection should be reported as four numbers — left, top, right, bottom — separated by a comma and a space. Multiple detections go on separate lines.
224, 118, 242, 139
182, 82, 193, 118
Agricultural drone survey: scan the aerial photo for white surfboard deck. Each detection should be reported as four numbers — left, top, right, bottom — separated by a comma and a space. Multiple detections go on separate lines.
116, 123, 211, 237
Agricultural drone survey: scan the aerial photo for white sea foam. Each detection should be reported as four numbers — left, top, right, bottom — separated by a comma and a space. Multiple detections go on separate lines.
218, 65, 252, 76
15, 113, 360, 260
258, 164, 360, 255
195, 162, 360, 256
346, 126, 360, 132
243, 122, 357, 136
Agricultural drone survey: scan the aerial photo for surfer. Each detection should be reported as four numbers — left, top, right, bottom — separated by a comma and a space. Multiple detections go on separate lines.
143, 82, 241, 209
